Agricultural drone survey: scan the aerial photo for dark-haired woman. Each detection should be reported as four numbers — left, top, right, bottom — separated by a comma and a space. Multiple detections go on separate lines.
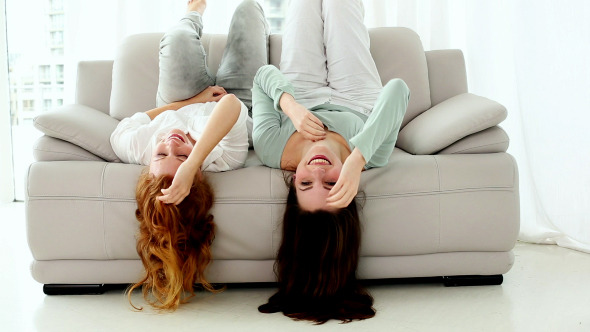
252, 0, 409, 323
110, 0, 269, 310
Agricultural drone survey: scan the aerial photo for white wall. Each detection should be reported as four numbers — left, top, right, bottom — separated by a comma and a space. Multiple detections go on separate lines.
0, 0, 16, 202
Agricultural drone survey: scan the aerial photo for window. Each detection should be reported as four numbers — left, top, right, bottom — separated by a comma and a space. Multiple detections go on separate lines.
22, 99, 35, 111
38, 65, 51, 82
268, 0, 282, 12
5, 0, 287, 201
51, 47, 64, 56
43, 99, 52, 110
262, 0, 287, 33
42, 87, 52, 96
50, 31, 64, 45
49, 0, 63, 12
268, 18, 283, 33
56, 64, 64, 83
50, 14, 64, 30
6, 0, 65, 200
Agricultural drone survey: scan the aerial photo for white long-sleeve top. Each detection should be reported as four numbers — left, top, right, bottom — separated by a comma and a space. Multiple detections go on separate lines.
110, 101, 250, 172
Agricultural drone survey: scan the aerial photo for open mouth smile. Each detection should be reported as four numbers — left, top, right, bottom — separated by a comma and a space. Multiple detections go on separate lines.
167, 134, 186, 143
308, 155, 331, 166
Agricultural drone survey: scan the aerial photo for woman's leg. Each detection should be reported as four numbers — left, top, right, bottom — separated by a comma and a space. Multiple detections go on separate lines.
280, 0, 329, 94
322, 0, 382, 115
216, 0, 270, 111
156, 10, 215, 107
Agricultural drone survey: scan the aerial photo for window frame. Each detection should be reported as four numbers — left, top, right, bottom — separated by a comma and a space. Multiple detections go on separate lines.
0, 0, 16, 202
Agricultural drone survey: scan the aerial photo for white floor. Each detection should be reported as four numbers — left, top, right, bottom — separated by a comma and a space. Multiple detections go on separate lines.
2, 201, 589, 332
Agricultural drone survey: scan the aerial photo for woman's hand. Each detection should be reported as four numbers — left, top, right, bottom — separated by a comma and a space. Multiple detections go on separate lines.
157, 163, 199, 205
280, 93, 326, 141
189, 85, 227, 104
326, 148, 366, 209
146, 86, 226, 120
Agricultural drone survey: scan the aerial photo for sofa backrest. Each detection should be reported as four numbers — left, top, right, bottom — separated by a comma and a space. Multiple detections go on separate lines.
109, 27, 432, 126
369, 27, 431, 127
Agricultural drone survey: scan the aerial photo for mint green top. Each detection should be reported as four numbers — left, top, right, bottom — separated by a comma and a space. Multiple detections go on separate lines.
252, 65, 410, 170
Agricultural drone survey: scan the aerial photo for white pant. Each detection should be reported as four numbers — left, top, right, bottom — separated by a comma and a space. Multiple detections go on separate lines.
279, 0, 383, 115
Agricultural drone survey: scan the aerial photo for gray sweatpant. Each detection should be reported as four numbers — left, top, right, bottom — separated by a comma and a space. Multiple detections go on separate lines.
156, 0, 269, 111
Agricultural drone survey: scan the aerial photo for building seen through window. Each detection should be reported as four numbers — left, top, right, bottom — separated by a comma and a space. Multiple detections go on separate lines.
7, 0, 66, 200
8, 0, 64, 125
5, 0, 287, 200
264, 0, 287, 33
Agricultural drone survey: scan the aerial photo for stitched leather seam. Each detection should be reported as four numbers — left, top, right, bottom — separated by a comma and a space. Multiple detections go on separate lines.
26, 196, 136, 202
433, 156, 442, 253
33, 148, 103, 161
446, 140, 510, 154
363, 186, 514, 199
26, 188, 514, 202
101, 164, 112, 260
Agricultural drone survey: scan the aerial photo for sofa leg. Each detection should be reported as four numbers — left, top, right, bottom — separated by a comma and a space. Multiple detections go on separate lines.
443, 275, 503, 287
43, 284, 107, 295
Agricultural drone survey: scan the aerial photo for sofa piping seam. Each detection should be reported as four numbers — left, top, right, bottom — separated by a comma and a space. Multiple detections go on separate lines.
443, 140, 510, 154
363, 186, 514, 199
101, 163, 112, 260
433, 155, 442, 253
26, 187, 515, 202
33, 147, 104, 161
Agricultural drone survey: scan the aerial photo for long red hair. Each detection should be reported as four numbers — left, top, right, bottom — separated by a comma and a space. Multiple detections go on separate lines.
127, 169, 217, 311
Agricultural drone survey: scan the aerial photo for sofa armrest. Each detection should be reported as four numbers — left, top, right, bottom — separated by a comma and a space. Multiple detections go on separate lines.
33, 135, 105, 162
396, 93, 507, 155
425, 49, 468, 106
76, 60, 113, 115
33, 104, 120, 162
437, 126, 510, 154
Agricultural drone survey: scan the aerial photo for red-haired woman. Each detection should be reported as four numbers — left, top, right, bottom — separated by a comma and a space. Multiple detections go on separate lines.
110, 0, 269, 310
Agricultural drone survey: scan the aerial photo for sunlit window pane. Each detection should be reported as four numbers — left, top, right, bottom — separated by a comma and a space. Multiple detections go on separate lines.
5, 0, 288, 200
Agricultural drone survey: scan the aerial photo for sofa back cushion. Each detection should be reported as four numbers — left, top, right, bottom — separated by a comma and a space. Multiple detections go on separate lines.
111, 33, 232, 120
110, 28, 431, 124
369, 27, 431, 127
110, 33, 161, 120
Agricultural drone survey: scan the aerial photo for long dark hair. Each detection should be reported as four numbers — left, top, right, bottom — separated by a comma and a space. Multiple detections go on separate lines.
127, 169, 217, 311
258, 177, 375, 324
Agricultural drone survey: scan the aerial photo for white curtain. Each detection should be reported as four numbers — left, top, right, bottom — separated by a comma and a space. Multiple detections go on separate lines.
364, 0, 590, 253
62, 0, 590, 253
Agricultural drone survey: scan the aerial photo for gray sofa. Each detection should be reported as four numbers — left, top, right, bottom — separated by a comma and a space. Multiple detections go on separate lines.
26, 27, 519, 294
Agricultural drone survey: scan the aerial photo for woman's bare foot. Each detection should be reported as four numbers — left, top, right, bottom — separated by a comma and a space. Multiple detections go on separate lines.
187, 0, 206, 15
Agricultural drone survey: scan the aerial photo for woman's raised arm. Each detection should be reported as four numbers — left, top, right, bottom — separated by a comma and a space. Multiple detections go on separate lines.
158, 93, 242, 205
146, 86, 227, 120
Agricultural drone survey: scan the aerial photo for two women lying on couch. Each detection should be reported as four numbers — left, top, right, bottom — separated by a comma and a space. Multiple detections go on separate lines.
109, 0, 409, 324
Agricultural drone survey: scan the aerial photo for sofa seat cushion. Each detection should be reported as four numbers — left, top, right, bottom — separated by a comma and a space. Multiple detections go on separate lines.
26, 150, 519, 263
